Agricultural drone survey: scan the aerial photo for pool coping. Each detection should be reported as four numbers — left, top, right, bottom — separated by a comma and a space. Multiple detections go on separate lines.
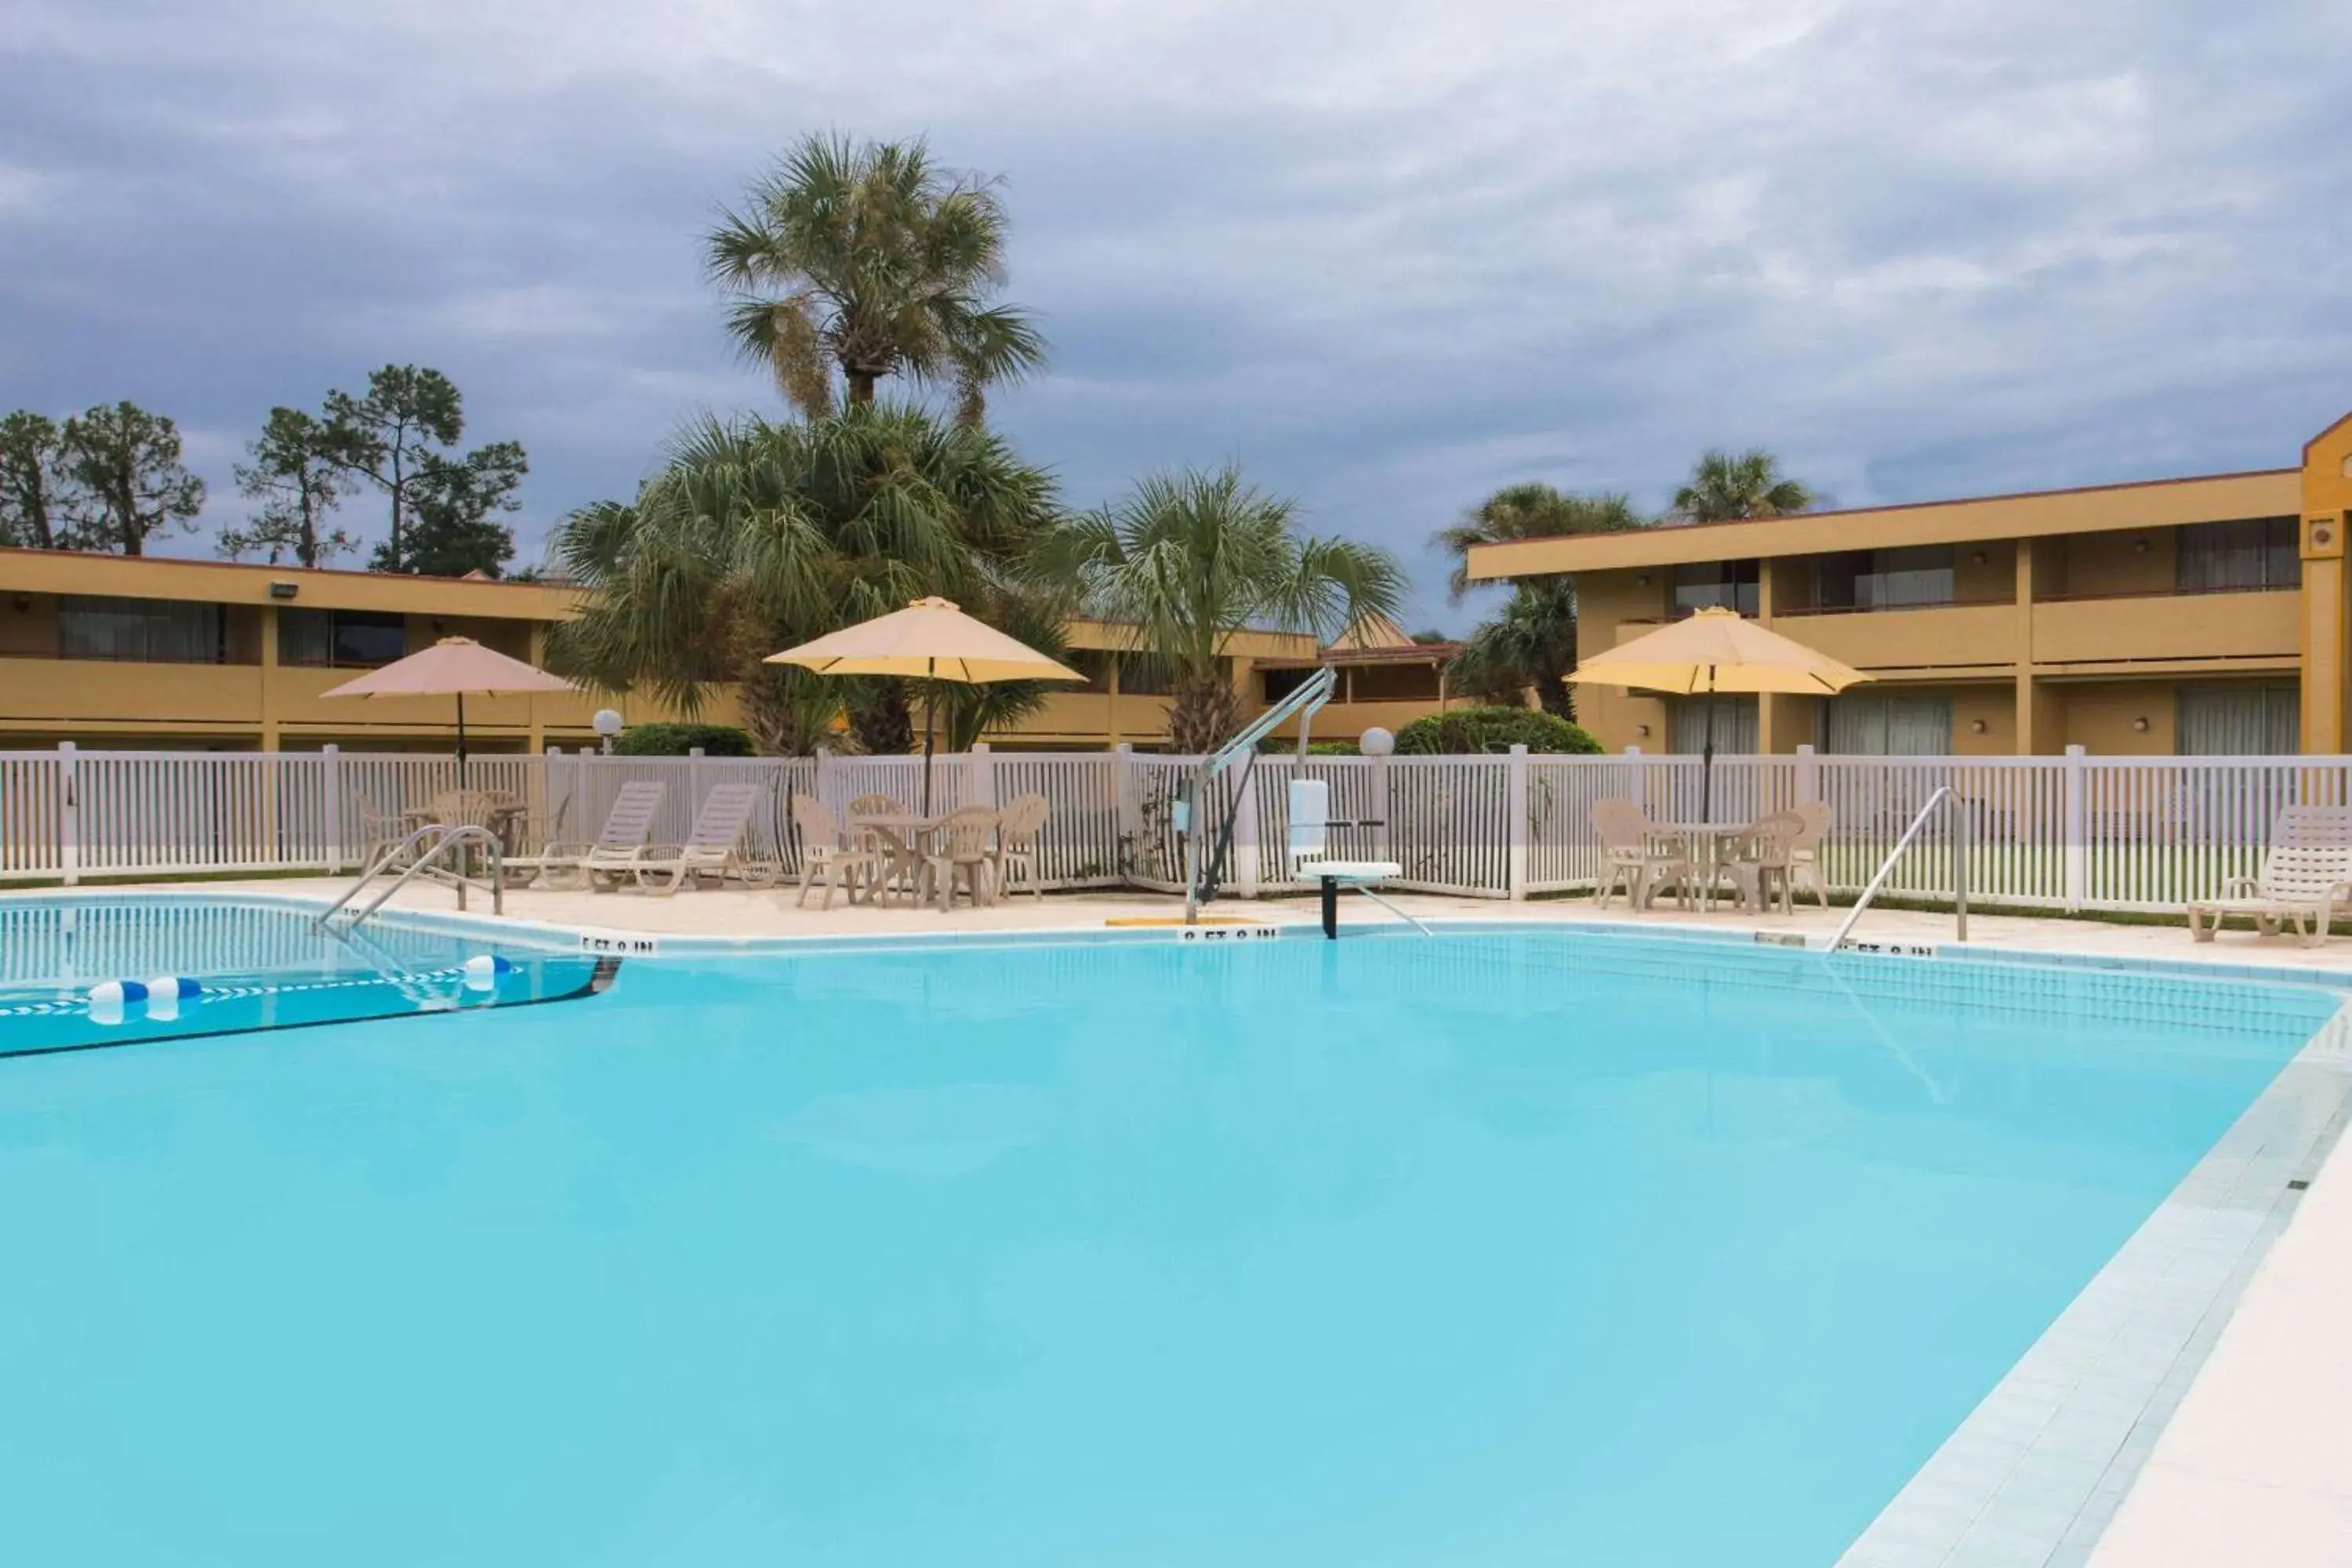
8, 885, 2349, 1566
13, 885, 2352, 996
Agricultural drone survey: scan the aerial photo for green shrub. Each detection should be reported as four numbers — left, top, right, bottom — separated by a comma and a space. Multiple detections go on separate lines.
1255, 737, 1361, 756
1393, 706, 1602, 756
611, 722, 756, 757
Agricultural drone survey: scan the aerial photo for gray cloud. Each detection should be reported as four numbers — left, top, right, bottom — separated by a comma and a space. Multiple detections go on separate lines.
3, 0, 2347, 626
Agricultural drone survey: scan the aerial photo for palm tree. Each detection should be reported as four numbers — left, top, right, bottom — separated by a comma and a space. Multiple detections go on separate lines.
1668, 449, 1821, 522
1450, 581, 1581, 716
547, 404, 1062, 754
1432, 482, 1643, 717
1432, 482, 1641, 600
1033, 467, 1406, 753
706, 135, 1047, 426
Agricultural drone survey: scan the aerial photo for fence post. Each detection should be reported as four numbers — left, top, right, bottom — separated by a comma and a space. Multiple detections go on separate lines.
1506, 744, 1530, 901
969, 742, 997, 809
542, 745, 570, 849
322, 743, 344, 875
2063, 743, 2087, 913
688, 746, 706, 815
1795, 742, 1818, 804
1112, 743, 1137, 880
814, 746, 837, 812
58, 741, 79, 887
1233, 763, 1261, 898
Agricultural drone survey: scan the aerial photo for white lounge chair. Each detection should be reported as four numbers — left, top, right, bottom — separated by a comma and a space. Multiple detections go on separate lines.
789, 793, 880, 909
631, 782, 780, 895
2187, 805, 2352, 948
1289, 778, 1407, 938
506, 780, 666, 891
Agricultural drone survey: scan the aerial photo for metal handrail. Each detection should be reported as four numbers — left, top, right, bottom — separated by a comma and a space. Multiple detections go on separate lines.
314, 823, 505, 931
1830, 785, 1969, 948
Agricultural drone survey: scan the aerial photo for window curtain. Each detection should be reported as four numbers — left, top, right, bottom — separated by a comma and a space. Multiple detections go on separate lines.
1669, 695, 1759, 754
2178, 518, 2301, 592
2176, 684, 2298, 756
1825, 693, 1952, 755
57, 597, 223, 662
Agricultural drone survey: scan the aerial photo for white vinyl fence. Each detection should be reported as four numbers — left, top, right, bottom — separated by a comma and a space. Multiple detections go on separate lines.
3, 741, 2348, 915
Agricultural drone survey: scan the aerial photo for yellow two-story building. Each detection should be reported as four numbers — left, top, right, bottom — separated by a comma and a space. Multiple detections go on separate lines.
1467, 412, 2352, 757
0, 550, 1449, 753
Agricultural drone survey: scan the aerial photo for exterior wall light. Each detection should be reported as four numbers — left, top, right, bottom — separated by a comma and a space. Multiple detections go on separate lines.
2133, 538, 2151, 554
1358, 726, 1396, 757
1970, 719, 1987, 734
2133, 717, 2151, 733
268, 581, 298, 601
1635, 724, 1652, 738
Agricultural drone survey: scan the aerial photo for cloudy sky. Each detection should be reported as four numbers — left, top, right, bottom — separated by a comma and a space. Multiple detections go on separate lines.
5, 0, 2347, 630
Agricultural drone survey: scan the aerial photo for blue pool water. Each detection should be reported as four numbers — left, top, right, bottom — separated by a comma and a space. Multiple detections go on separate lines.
0, 914, 2339, 1567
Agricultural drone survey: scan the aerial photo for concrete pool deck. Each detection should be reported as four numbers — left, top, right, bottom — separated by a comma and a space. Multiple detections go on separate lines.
102, 877, 2352, 1566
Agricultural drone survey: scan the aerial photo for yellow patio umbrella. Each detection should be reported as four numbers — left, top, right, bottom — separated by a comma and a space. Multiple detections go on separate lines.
765, 597, 1086, 811
1569, 606, 1871, 818
321, 637, 578, 781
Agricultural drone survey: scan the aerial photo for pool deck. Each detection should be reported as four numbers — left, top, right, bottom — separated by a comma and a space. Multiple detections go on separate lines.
96, 877, 2352, 1566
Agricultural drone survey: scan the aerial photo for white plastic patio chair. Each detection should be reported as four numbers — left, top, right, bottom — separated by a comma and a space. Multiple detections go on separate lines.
2187, 805, 2352, 948
1788, 800, 1833, 910
1726, 811, 1803, 916
988, 793, 1051, 901
1592, 797, 1690, 911
789, 793, 881, 909
917, 807, 1001, 911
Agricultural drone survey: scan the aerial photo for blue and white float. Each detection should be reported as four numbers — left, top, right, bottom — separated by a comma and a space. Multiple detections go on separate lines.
461, 954, 516, 993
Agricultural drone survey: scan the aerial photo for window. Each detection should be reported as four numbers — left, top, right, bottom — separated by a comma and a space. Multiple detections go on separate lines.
1065, 649, 1113, 694
1671, 561, 1759, 618
1261, 665, 1317, 702
279, 609, 408, 668
1668, 695, 1759, 755
1811, 546, 1956, 610
1116, 652, 1171, 696
1347, 661, 1443, 702
56, 597, 225, 663
2177, 683, 2298, 755
1825, 692, 1952, 755
2177, 517, 2299, 592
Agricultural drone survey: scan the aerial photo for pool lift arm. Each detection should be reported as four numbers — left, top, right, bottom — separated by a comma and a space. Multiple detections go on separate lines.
1177, 668, 1426, 936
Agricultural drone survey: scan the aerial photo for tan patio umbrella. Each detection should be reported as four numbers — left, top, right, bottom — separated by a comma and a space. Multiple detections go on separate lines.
321, 637, 578, 781
1569, 606, 1871, 818
765, 597, 1085, 811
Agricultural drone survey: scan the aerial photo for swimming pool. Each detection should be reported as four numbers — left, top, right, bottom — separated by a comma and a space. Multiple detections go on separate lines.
0, 908, 2340, 1566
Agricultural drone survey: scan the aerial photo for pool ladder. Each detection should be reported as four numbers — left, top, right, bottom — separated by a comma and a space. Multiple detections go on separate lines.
314, 823, 506, 932
1831, 786, 1969, 949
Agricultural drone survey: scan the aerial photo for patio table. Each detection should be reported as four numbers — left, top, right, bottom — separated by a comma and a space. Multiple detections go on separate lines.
848, 811, 956, 907
1657, 821, 1772, 914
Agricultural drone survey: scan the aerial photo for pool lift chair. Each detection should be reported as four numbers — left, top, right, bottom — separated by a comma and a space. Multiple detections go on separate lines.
1174, 665, 1425, 938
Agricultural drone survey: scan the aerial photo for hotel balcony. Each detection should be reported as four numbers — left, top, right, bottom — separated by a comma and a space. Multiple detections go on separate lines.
2028, 586, 2298, 669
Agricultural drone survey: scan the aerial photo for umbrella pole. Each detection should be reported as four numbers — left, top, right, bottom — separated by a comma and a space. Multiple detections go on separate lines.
1700, 673, 1716, 822
921, 661, 935, 815
456, 691, 468, 786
